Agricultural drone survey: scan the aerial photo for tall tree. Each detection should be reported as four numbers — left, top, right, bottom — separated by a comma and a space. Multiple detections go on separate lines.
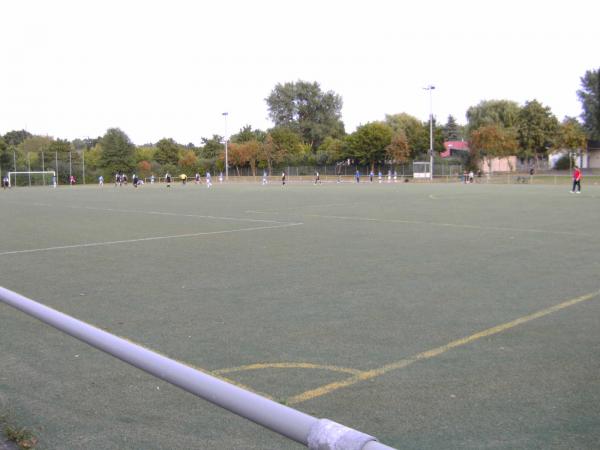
443, 115, 462, 141
517, 100, 559, 161
384, 113, 429, 157
469, 124, 518, 172
231, 125, 266, 144
99, 128, 135, 175
466, 100, 521, 134
346, 122, 393, 171
200, 135, 224, 159
0, 137, 10, 170
557, 117, 587, 160
385, 131, 411, 165
577, 68, 600, 140
266, 80, 344, 149
154, 138, 180, 166
48, 138, 72, 153
3, 130, 32, 146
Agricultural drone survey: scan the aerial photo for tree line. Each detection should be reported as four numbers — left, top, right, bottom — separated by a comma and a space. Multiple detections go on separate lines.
1, 69, 598, 180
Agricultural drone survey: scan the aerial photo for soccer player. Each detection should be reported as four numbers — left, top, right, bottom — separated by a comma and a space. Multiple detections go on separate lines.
355, 169, 360, 183
206, 171, 212, 188
282, 171, 286, 185
195, 173, 200, 184
314, 171, 320, 184
165, 172, 172, 187
571, 166, 581, 193
98, 175, 104, 186
2, 175, 9, 189
262, 170, 268, 185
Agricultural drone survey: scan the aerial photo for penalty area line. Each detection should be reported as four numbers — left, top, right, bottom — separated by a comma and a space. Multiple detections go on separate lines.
0, 222, 304, 256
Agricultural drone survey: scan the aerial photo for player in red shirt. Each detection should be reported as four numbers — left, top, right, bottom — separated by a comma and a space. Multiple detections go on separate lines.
571, 166, 581, 193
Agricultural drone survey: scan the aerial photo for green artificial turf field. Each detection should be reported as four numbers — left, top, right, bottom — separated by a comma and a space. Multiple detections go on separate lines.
1, 180, 599, 449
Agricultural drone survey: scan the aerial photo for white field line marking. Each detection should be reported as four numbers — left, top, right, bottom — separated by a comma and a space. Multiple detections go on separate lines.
247, 210, 589, 237
23, 202, 292, 225
0, 222, 304, 256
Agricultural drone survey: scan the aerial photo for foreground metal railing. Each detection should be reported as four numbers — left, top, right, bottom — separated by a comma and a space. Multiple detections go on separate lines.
0, 286, 396, 450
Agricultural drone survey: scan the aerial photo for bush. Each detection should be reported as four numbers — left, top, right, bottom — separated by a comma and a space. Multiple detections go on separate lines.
554, 154, 572, 170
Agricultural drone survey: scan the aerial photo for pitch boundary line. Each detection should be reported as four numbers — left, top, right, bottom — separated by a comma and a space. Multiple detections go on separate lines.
25, 202, 292, 225
285, 289, 600, 405
246, 210, 589, 237
0, 222, 304, 256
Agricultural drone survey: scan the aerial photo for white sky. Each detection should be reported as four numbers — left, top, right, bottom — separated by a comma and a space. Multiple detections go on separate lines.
1, 0, 598, 145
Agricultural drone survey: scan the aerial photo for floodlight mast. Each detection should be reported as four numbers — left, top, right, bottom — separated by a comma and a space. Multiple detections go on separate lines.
222, 112, 229, 180
423, 85, 435, 180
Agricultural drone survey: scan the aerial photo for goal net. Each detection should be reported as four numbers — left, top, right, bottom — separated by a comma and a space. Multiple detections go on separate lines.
8, 171, 56, 187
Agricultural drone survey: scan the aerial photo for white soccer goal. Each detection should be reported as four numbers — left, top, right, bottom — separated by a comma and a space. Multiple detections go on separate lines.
8, 171, 56, 187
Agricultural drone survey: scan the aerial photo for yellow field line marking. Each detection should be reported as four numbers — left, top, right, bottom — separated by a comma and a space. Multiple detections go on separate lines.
214, 362, 365, 376
287, 289, 600, 405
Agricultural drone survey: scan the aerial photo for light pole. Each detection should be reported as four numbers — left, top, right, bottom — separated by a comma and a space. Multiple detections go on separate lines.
423, 85, 435, 180
222, 112, 229, 180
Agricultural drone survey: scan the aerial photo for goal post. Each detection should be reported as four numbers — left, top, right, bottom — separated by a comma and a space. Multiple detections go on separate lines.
8, 171, 56, 187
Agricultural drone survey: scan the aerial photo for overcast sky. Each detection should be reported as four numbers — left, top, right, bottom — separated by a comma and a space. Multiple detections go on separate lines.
1, 0, 598, 145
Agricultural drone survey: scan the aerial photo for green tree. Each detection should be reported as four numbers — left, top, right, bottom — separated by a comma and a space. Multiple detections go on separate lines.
3, 130, 32, 146
346, 122, 393, 171
557, 117, 587, 150
260, 128, 302, 172
466, 100, 521, 134
316, 137, 346, 164
231, 125, 266, 144
48, 138, 72, 154
385, 131, 410, 165
154, 138, 180, 166
384, 113, 429, 157
0, 137, 10, 170
577, 68, 600, 140
200, 135, 224, 159
556, 117, 588, 169
266, 80, 344, 149
19, 136, 53, 154
470, 124, 518, 173
443, 115, 462, 141
517, 100, 559, 161
135, 145, 156, 164
99, 128, 135, 175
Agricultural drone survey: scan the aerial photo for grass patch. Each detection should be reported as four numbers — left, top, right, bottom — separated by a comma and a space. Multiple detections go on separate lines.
0, 415, 38, 450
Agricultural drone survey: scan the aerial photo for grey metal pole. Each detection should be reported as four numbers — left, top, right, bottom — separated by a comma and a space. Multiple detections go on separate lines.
69, 151, 72, 182
223, 112, 229, 180
27, 152, 31, 186
55, 151, 59, 186
426, 85, 435, 181
0, 286, 396, 450
82, 151, 85, 185
13, 150, 17, 186
42, 151, 46, 185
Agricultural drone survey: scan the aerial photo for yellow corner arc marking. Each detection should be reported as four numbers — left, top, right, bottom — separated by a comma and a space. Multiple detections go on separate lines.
214, 362, 364, 376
